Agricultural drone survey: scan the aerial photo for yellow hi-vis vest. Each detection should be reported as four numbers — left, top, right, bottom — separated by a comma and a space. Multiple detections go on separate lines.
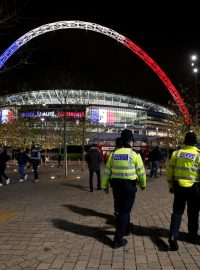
101, 148, 146, 189
167, 145, 200, 189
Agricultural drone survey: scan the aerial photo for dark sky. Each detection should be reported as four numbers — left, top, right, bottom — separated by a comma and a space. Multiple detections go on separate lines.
1, 0, 200, 106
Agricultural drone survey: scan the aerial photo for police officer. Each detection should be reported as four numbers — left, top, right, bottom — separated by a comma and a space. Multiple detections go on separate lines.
102, 129, 146, 249
167, 131, 200, 251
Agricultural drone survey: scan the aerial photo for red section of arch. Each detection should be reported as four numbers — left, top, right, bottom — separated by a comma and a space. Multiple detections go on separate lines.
123, 38, 191, 126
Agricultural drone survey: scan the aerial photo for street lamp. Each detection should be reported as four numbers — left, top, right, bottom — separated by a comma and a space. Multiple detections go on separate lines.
193, 67, 198, 124
190, 54, 199, 124
166, 128, 170, 165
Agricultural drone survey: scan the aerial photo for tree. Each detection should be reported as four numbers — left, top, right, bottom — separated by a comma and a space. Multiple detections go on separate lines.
168, 82, 200, 147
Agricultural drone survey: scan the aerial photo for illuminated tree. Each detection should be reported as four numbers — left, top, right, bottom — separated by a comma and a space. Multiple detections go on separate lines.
168, 83, 200, 147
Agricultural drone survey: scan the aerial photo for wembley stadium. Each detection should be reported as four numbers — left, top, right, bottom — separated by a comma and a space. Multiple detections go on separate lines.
0, 89, 174, 156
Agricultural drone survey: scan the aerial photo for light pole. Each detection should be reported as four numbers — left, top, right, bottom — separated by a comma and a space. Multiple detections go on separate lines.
190, 54, 199, 125
166, 128, 170, 165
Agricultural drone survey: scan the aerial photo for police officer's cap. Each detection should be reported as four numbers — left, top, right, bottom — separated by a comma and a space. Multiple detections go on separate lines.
184, 131, 198, 146
121, 129, 134, 142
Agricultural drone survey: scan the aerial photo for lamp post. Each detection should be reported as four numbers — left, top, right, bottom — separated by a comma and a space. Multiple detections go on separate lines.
190, 54, 199, 125
193, 67, 198, 124
166, 128, 170, 165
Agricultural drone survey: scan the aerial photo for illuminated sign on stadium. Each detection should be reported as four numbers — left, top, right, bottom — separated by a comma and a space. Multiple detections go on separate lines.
19, 111, 85, 118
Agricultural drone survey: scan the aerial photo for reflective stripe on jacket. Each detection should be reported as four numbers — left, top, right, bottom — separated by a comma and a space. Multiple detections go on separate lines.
101, 148, 146, 189
167, 145, 200, 188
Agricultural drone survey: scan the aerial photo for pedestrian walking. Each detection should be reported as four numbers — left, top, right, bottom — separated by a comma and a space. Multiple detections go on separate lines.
29, 146, 41, 182
167, 131, 200, 251
150, 145, 163, 178
85, 144, 104, 192
57, 153, 63, 167
16, 148, 30, 182
102, 129, 146, 249
0, 146, 11, 187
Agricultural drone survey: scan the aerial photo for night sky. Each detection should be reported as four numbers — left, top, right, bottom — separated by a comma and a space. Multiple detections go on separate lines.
1, 1, 200, 106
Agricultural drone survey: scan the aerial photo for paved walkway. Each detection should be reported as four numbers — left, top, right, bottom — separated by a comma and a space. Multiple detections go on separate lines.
0, 161, 200, 270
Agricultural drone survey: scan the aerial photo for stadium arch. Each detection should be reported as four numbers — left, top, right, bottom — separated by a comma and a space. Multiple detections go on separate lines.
0, 20, 191, 125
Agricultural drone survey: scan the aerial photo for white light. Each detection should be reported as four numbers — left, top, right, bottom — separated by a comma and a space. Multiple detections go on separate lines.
77, 176, 80, 179
191, 63, 195, 66
71, 169, 74, 172
191, 55, 197, 61
51, 176, 55, 179
193, 68, 198, 73
13, 169, 17, 171
41, 117, 45, 121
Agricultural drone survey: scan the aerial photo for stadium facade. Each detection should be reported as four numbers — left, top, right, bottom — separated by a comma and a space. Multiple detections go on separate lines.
0, 89, 173, 153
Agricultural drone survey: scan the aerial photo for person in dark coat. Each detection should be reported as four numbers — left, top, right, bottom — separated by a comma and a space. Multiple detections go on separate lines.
0, 146, 11, 187
29, 147, 41, 182
57, 153, 63, 167
16, 148, 30, 182
85, 144, 104, 192
150, 145, 163, 177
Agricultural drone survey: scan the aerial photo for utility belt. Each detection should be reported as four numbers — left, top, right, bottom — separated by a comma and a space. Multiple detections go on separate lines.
110, 178, 138, 187
174, 181, 200, 194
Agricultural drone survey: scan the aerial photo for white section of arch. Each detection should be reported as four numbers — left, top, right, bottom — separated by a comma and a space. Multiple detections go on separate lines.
0, 21, 126, 68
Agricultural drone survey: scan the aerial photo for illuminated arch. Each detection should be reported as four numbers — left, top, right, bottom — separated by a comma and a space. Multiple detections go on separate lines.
0, 20, 191, 125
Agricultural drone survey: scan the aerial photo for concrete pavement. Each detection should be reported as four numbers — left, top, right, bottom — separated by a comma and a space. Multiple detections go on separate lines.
0, 161, 200, 269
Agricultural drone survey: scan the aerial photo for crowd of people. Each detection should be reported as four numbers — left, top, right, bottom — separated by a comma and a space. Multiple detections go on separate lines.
0, 145, 42, 186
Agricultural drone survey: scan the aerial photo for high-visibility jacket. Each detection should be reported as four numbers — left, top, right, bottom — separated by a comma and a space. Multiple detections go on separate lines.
101, 148, 146, 189
167, 145, 200, 189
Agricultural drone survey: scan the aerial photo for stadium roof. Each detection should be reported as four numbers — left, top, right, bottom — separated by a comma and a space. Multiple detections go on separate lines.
0, 89, 173, 115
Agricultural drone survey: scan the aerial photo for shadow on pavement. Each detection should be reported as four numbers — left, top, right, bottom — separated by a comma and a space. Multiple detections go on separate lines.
53, 205, 198, 250
61, 182, 89, 191
64, 204, 116, 226
52, 218, 114, 248
131, 224, 196, 251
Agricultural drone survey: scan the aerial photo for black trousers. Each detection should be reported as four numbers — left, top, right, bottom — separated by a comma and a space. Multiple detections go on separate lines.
89, 169, 101, 191
110, 179, 137, 243
32, 164, 39, 180
0, 166, 8, 184
170, 182, 200, 239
